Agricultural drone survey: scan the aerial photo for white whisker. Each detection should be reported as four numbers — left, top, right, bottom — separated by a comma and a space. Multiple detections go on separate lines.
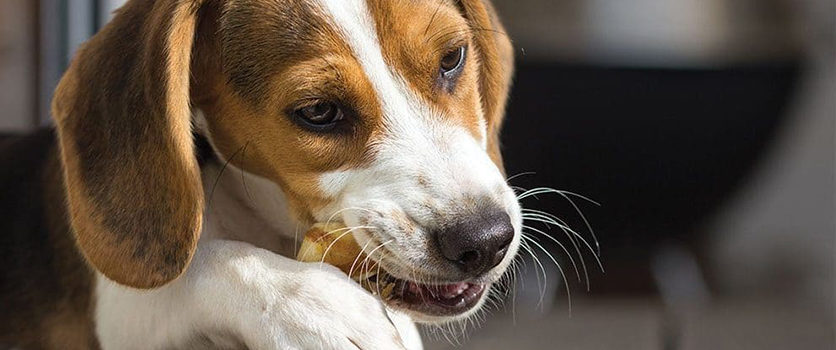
522, 234, 572, 315
347, 238, 377, 283
323, 207, 377, 228
505, 171, 536, 183
518, 236, 548, 308
523, 214, 591, 289
516, 187, 601, 256
523, 224, 583, 285
316, 226, 374, 269
523, 209, 591, 288
523, 209, 605, 273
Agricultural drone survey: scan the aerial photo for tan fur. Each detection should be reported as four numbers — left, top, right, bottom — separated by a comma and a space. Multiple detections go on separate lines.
465, 0, 515, 170
52, 0, 206, 288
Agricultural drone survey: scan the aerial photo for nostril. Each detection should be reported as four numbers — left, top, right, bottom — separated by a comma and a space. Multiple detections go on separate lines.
490, 236, 513, 269
457, 250, 482, 272
498, 234, 513, 252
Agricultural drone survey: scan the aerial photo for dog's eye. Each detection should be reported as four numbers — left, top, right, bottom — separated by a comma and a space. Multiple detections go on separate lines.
295, 102, 344, 129
440, 46, 466, 76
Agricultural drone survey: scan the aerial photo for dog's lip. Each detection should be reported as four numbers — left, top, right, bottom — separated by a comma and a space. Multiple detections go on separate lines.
390, 280, 486, 316
371, 272, 487, 316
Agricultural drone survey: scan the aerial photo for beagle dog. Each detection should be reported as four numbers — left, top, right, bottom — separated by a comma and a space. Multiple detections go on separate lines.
0, 0, 516, 348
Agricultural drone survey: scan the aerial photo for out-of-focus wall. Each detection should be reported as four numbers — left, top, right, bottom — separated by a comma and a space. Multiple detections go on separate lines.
0, 0, 36, 131
495, 0, 799, 66
706, 0, 835, 310
100, 0, 126, 23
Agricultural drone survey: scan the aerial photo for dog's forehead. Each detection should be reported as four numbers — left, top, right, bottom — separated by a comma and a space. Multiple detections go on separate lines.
219, 0, 343, 98
314, 0, 477, 126
220, 0, 467, 100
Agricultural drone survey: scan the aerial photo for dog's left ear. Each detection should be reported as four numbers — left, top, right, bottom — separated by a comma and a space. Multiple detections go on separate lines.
457, 0, 514, 170
52, 0, 208, 288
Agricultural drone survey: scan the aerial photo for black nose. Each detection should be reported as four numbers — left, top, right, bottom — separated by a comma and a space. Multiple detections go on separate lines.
435, 210, 514, 276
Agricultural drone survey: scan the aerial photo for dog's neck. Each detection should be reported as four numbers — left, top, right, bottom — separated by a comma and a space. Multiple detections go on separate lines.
194, 112, 300, 257
200, 159, 300, 257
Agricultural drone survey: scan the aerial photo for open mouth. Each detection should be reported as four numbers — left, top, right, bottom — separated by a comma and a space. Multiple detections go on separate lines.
296, 222, 490, 318
366, 270, 487, 317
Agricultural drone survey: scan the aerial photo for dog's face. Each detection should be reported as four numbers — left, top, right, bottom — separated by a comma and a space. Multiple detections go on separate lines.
53, 0, 515, 323
198, 0, 518, 322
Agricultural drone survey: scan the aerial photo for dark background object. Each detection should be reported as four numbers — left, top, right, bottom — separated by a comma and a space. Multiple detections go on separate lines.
502, 61, 800, 294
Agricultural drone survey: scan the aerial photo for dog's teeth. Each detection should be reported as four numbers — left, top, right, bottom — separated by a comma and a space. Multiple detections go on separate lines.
437, 282, 470, 298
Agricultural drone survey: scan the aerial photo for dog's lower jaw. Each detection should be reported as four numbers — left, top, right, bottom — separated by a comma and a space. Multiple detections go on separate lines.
367, 251, 520, 325
387, 282, 494, 325
380, 257, 519, 325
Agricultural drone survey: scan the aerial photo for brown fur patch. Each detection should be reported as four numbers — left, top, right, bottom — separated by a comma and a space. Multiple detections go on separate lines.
458, 0, 515, 171
52, 0, 205, 288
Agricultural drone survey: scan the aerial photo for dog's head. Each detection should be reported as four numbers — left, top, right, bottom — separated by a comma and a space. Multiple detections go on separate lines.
53, 0, 515, 323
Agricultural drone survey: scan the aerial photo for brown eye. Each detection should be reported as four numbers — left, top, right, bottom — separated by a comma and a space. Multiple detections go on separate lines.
440, 46, 466, 76
295, 102, 344, 129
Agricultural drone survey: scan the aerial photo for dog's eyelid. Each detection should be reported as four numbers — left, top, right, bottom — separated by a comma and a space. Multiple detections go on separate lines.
445, 36, 470, 51
292, 98, 326, 110
429, 23, 472, 49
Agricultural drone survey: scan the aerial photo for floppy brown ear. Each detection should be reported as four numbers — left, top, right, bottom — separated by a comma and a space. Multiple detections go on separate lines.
457, 0, 514, 170
52, 0, 207, 288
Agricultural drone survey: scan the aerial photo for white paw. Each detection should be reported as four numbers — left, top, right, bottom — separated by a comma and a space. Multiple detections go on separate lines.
235, 262, 408, 350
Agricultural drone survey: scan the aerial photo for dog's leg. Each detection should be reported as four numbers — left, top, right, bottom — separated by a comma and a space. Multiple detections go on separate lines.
95, 239, 421, 350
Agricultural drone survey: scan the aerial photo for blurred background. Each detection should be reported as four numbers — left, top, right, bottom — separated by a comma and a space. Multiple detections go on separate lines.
0, 0, 833, 349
